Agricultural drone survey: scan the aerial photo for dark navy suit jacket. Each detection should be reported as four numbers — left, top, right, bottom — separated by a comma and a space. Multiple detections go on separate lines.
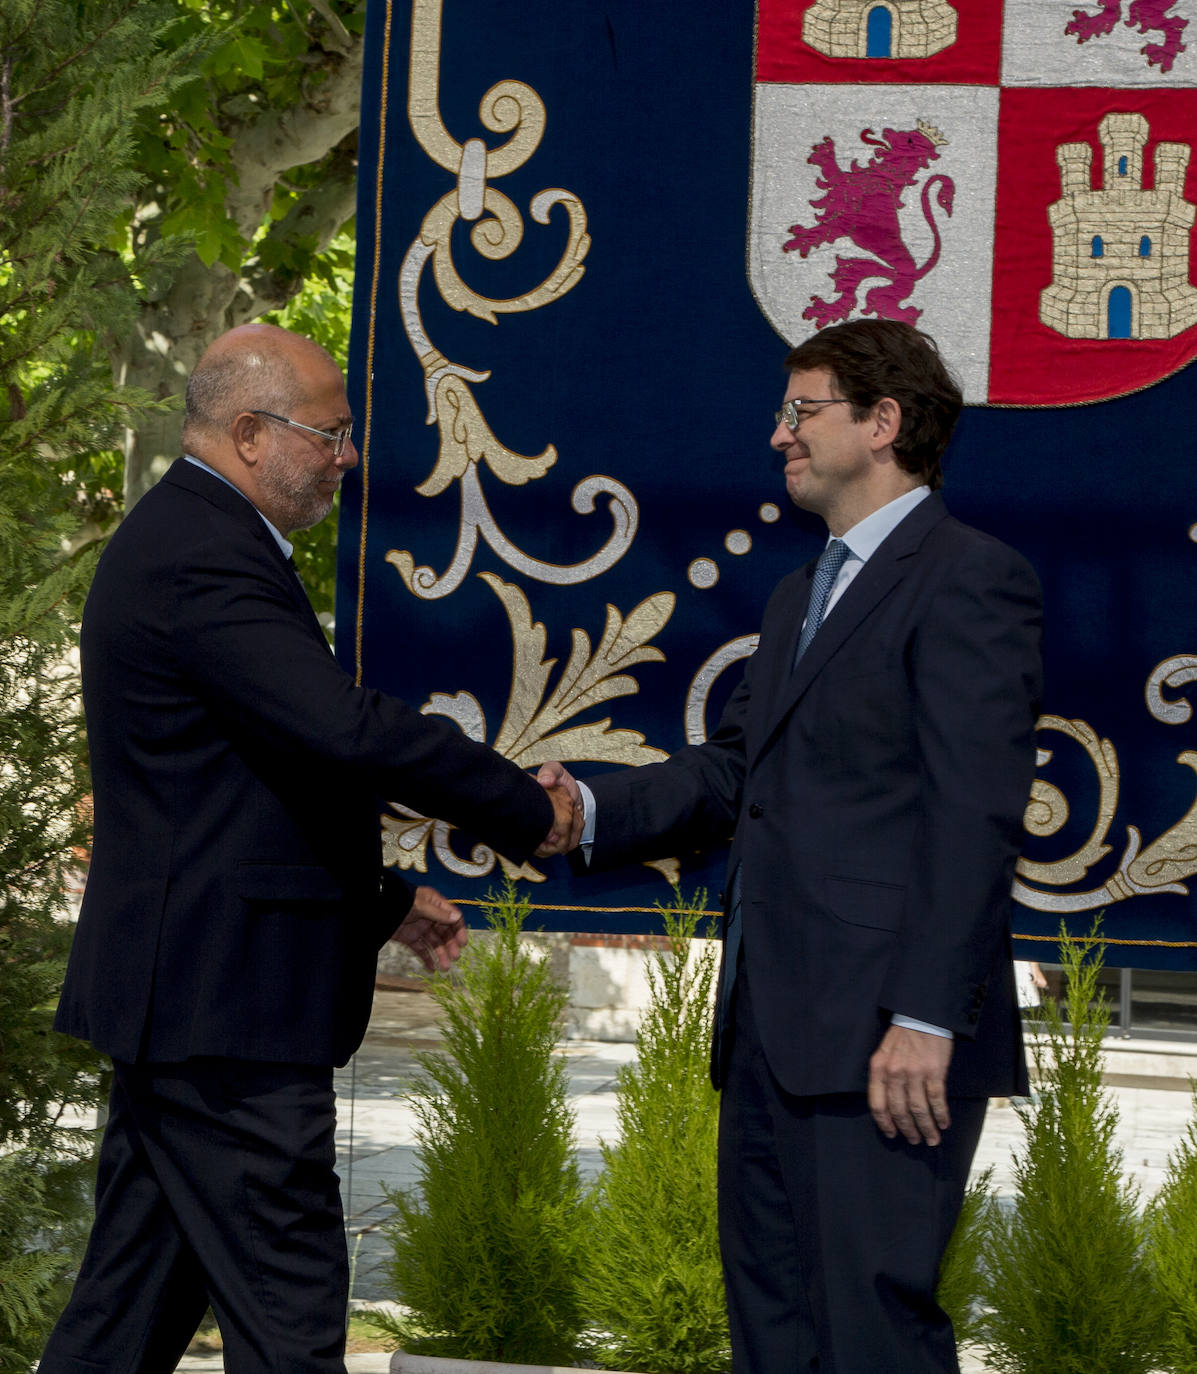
584, 493, 1042, 1099
57, 459, 552, 1067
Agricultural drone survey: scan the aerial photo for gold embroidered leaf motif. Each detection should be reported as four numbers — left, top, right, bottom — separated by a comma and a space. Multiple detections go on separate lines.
551, 596, 675, 714
495, 854, 548, 884
416, 373, 557, 498
1125, 750, 1197, 892
481, 572, 673, 768
381, 810, 434, 873
382, 804, 549, 885
511, 722, 667, 772
643, 857, 682, 886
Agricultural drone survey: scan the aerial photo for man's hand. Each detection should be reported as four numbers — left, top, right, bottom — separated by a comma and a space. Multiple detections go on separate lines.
391, 885, 468, 972
867, 1024, 954, 1146
533, 762, 584, 856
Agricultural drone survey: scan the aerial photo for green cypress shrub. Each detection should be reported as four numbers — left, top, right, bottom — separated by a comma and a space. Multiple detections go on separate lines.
370, 879, 585, 1362
936, 1167, 993, 1352
0, 1155, 76, 1372
1145, 1085, 1197, 1374
0, 2, 198, 1362
582, 889, 730, 1374
977, 921, 1163, 1374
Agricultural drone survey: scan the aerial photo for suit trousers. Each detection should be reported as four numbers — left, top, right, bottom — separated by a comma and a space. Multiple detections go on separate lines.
39, 1058, 348, 1374
717, 965, 987, 1374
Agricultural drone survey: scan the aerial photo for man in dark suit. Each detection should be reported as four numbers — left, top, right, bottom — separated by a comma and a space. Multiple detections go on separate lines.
539, 319, 1042, 1373
41, 323, 577, 1374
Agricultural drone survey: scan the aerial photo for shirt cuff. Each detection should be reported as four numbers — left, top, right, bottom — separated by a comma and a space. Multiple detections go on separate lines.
891, 1014, 952, 1039
577, 779, 596, 864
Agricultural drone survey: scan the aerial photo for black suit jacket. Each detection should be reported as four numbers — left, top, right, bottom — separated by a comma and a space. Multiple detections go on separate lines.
585, 494, 1042, 1098
57, 459, 553, 1067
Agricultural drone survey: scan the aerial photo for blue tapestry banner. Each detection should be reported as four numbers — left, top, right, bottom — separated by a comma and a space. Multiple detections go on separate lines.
341, 0, 1197, 967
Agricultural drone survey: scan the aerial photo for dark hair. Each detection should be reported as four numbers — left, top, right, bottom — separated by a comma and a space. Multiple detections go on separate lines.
784, 319, 963, 490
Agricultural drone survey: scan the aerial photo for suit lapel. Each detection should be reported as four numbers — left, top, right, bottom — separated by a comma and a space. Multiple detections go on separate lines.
754, 493, 949, 759
282, 558, 334, 647
751, 566, 815, 750
162, 458, 332, 650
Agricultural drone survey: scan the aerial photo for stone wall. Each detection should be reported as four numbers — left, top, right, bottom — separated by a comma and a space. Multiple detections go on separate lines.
376, 930, 720, 1042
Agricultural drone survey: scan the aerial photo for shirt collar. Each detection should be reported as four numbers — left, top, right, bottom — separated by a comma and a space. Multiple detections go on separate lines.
183, 453, 294, 559
837, 485, 931, 564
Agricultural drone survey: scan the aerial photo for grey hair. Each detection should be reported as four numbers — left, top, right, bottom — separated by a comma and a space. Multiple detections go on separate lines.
181, 347, 305, 446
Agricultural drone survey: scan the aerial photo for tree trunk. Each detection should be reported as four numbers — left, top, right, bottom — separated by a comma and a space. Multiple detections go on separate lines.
117, 35, 363, 507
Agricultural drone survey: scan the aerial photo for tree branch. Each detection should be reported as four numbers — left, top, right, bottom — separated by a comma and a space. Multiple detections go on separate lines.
306, 0, 354, 55
8, 0, 142, 113
0, 56, 11, 185
234, 141, 358, 321
222, 36, 364, 239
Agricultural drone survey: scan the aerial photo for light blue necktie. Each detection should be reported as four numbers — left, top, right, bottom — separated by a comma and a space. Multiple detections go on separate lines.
793, 538, 850, 667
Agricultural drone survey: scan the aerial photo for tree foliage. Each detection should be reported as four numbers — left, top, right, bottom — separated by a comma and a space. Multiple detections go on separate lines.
0, 0, 204, 1359
978, 922, 1163, 1374
47, 0, 365, 615
581, 891, 730, 1374
1145, 1086, 1197, 1374
935, 1168, 993, 1353
371, 882, 586, 1363
115, 0, 366, 532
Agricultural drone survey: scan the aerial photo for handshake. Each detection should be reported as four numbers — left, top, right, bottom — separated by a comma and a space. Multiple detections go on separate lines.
395, 761, 583, 973
532, 762, 585, 858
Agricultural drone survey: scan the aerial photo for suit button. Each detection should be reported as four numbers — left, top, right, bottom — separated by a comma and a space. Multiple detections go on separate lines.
748, 803, 763, 819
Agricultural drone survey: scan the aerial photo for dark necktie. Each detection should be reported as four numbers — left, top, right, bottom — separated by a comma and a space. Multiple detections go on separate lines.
793, 538, 850, 667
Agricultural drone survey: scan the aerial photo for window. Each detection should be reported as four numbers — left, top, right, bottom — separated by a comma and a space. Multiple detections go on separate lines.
1033, 965, 1197, 1039
1107, 285, 1132, 339
866, 7, 892, 57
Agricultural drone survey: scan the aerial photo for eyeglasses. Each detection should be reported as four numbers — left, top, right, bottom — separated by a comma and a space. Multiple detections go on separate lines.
251, 410, 353, 457
774, 398, 852, 432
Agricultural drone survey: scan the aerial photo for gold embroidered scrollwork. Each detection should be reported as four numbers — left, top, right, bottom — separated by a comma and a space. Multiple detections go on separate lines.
1017, 717, 1117, 890
381, 574, 674, 883
392, 0, 637, 601
1014, 681, 1197, 911
684, 634, 760, 745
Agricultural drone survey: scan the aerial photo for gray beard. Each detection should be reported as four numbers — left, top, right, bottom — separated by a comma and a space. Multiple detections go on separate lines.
258, 458, 334, 533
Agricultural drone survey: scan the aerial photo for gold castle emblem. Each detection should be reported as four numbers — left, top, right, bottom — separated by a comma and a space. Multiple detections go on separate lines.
1040, 112, 1197, 341
801, 0, 958, 60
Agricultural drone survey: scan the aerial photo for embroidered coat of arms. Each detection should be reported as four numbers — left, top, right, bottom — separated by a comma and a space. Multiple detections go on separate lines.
749, 0, 1197, 404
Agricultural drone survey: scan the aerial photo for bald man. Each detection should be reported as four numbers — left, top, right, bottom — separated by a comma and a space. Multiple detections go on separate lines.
41, 325, 577, 1373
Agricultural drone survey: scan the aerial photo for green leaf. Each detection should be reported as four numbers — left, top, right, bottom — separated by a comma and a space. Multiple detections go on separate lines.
194, 226, 225, 268
230, 35, 271, 80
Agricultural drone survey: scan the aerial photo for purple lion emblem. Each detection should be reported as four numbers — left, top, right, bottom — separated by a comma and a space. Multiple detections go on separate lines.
1066, 1, 1188, 74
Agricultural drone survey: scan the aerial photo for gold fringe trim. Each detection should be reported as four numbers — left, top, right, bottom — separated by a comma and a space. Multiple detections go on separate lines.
451, 898, 1197, 947
353, 0, 395, 686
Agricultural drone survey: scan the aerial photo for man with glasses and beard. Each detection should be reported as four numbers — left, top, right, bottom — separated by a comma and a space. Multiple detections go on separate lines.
41, 323, 578, 1373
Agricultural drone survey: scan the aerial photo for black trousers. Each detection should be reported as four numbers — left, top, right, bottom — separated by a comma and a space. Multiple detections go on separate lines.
717, 967, 987, 1374
39, 1058, 348, 1374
